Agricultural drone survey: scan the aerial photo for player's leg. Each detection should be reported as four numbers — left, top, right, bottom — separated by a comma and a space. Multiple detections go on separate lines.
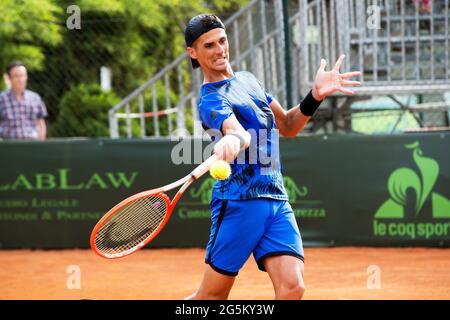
185, 265, 236, 300
263, 255, 305, 299
253, 200, 305, 299
188, 198, 271, 300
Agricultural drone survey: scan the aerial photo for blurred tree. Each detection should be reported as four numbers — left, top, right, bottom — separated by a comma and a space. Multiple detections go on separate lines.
49, 83, 120, 137
1, 0, 249, 137
0, 0, 61, 89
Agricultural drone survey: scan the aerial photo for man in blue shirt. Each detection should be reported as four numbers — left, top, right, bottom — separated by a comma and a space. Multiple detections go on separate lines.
184, 14, 361, 299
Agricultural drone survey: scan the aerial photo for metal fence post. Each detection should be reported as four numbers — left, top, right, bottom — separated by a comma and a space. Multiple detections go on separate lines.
108, 110, 119, 139
282, 0, 293, 107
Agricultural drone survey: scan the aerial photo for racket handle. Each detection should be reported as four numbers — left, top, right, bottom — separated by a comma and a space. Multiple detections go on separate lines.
191, 154, 218, 180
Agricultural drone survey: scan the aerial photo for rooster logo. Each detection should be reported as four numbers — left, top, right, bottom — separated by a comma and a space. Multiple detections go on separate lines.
374, 141, 450, 219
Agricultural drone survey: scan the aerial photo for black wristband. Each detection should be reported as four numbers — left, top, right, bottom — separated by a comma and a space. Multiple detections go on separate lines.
299, 90, 323, 116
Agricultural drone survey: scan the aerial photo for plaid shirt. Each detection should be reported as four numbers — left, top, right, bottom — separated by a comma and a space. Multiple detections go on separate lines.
0, 89, 48, 140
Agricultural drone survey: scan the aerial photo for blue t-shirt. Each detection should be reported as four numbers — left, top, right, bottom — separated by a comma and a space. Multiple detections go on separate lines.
198, 71, 288, 201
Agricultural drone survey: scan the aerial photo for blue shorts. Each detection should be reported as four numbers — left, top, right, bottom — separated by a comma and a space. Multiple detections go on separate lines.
205, 198, 304, 276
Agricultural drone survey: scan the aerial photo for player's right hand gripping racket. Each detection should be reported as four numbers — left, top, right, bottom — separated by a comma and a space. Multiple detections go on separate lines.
90, 154, 218, 259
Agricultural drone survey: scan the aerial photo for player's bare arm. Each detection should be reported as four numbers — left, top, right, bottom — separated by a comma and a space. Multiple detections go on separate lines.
270, 54, 362, 137
213, 115, 251, 163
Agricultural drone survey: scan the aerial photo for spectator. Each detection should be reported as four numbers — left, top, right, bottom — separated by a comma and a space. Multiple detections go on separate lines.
0, 62, 48, 140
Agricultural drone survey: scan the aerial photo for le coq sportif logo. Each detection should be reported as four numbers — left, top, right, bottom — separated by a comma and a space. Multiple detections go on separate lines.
375, 141, 450, 219
373, 141, 450, 240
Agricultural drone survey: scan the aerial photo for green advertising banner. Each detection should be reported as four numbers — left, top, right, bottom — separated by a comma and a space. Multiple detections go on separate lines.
0, 133, 449, 249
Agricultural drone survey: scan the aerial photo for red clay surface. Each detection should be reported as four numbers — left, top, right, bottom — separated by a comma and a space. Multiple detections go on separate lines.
1, 247, 449, 300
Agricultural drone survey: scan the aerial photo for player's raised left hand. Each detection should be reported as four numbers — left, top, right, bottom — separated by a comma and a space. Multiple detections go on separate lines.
311, 54, 361, 101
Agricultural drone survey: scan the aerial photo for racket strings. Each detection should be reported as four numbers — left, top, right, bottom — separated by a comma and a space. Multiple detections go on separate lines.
103, 196, 166, 246
96, 200, 151, 253
94, 195, 168, 256
96, 197, 166, 254
108, 198, 157, 237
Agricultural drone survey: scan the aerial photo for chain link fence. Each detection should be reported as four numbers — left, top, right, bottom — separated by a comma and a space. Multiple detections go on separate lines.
304, 93, 450, 134
291, 0, 450, 135
0, 0, 248, 138
109, 0, 450, 138
1, 0, 449, 138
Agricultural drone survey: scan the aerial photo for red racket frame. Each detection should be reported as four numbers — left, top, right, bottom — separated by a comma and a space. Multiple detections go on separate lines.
90, 155, 217, 259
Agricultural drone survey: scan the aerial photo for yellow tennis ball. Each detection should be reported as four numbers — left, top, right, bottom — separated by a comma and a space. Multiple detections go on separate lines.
210, 160, 231, 180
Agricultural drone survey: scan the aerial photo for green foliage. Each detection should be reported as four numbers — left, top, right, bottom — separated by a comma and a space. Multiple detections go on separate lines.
49, 83, 120, 137
0, 0, 61, 89
1, 0, 250, 137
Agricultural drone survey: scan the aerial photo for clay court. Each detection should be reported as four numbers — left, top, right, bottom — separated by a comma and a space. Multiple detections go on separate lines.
1, 247, 449, 300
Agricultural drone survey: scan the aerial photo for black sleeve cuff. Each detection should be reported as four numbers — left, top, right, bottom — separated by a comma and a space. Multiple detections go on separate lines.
299, 90, 323, 116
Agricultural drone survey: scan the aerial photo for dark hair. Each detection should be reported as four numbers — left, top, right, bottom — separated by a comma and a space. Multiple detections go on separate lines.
184, 14, 225, 69
6, 61, 27, 76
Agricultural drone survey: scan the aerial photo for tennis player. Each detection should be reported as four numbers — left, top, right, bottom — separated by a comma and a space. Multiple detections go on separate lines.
184, 14, 361, 300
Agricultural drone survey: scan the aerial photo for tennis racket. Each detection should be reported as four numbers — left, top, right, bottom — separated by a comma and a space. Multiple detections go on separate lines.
90, 154, 218, 259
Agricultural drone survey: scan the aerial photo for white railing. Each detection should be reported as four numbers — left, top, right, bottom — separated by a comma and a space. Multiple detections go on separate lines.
109, 0, 450, 138
109, 0, 286, 138
292, 0, 450, 98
